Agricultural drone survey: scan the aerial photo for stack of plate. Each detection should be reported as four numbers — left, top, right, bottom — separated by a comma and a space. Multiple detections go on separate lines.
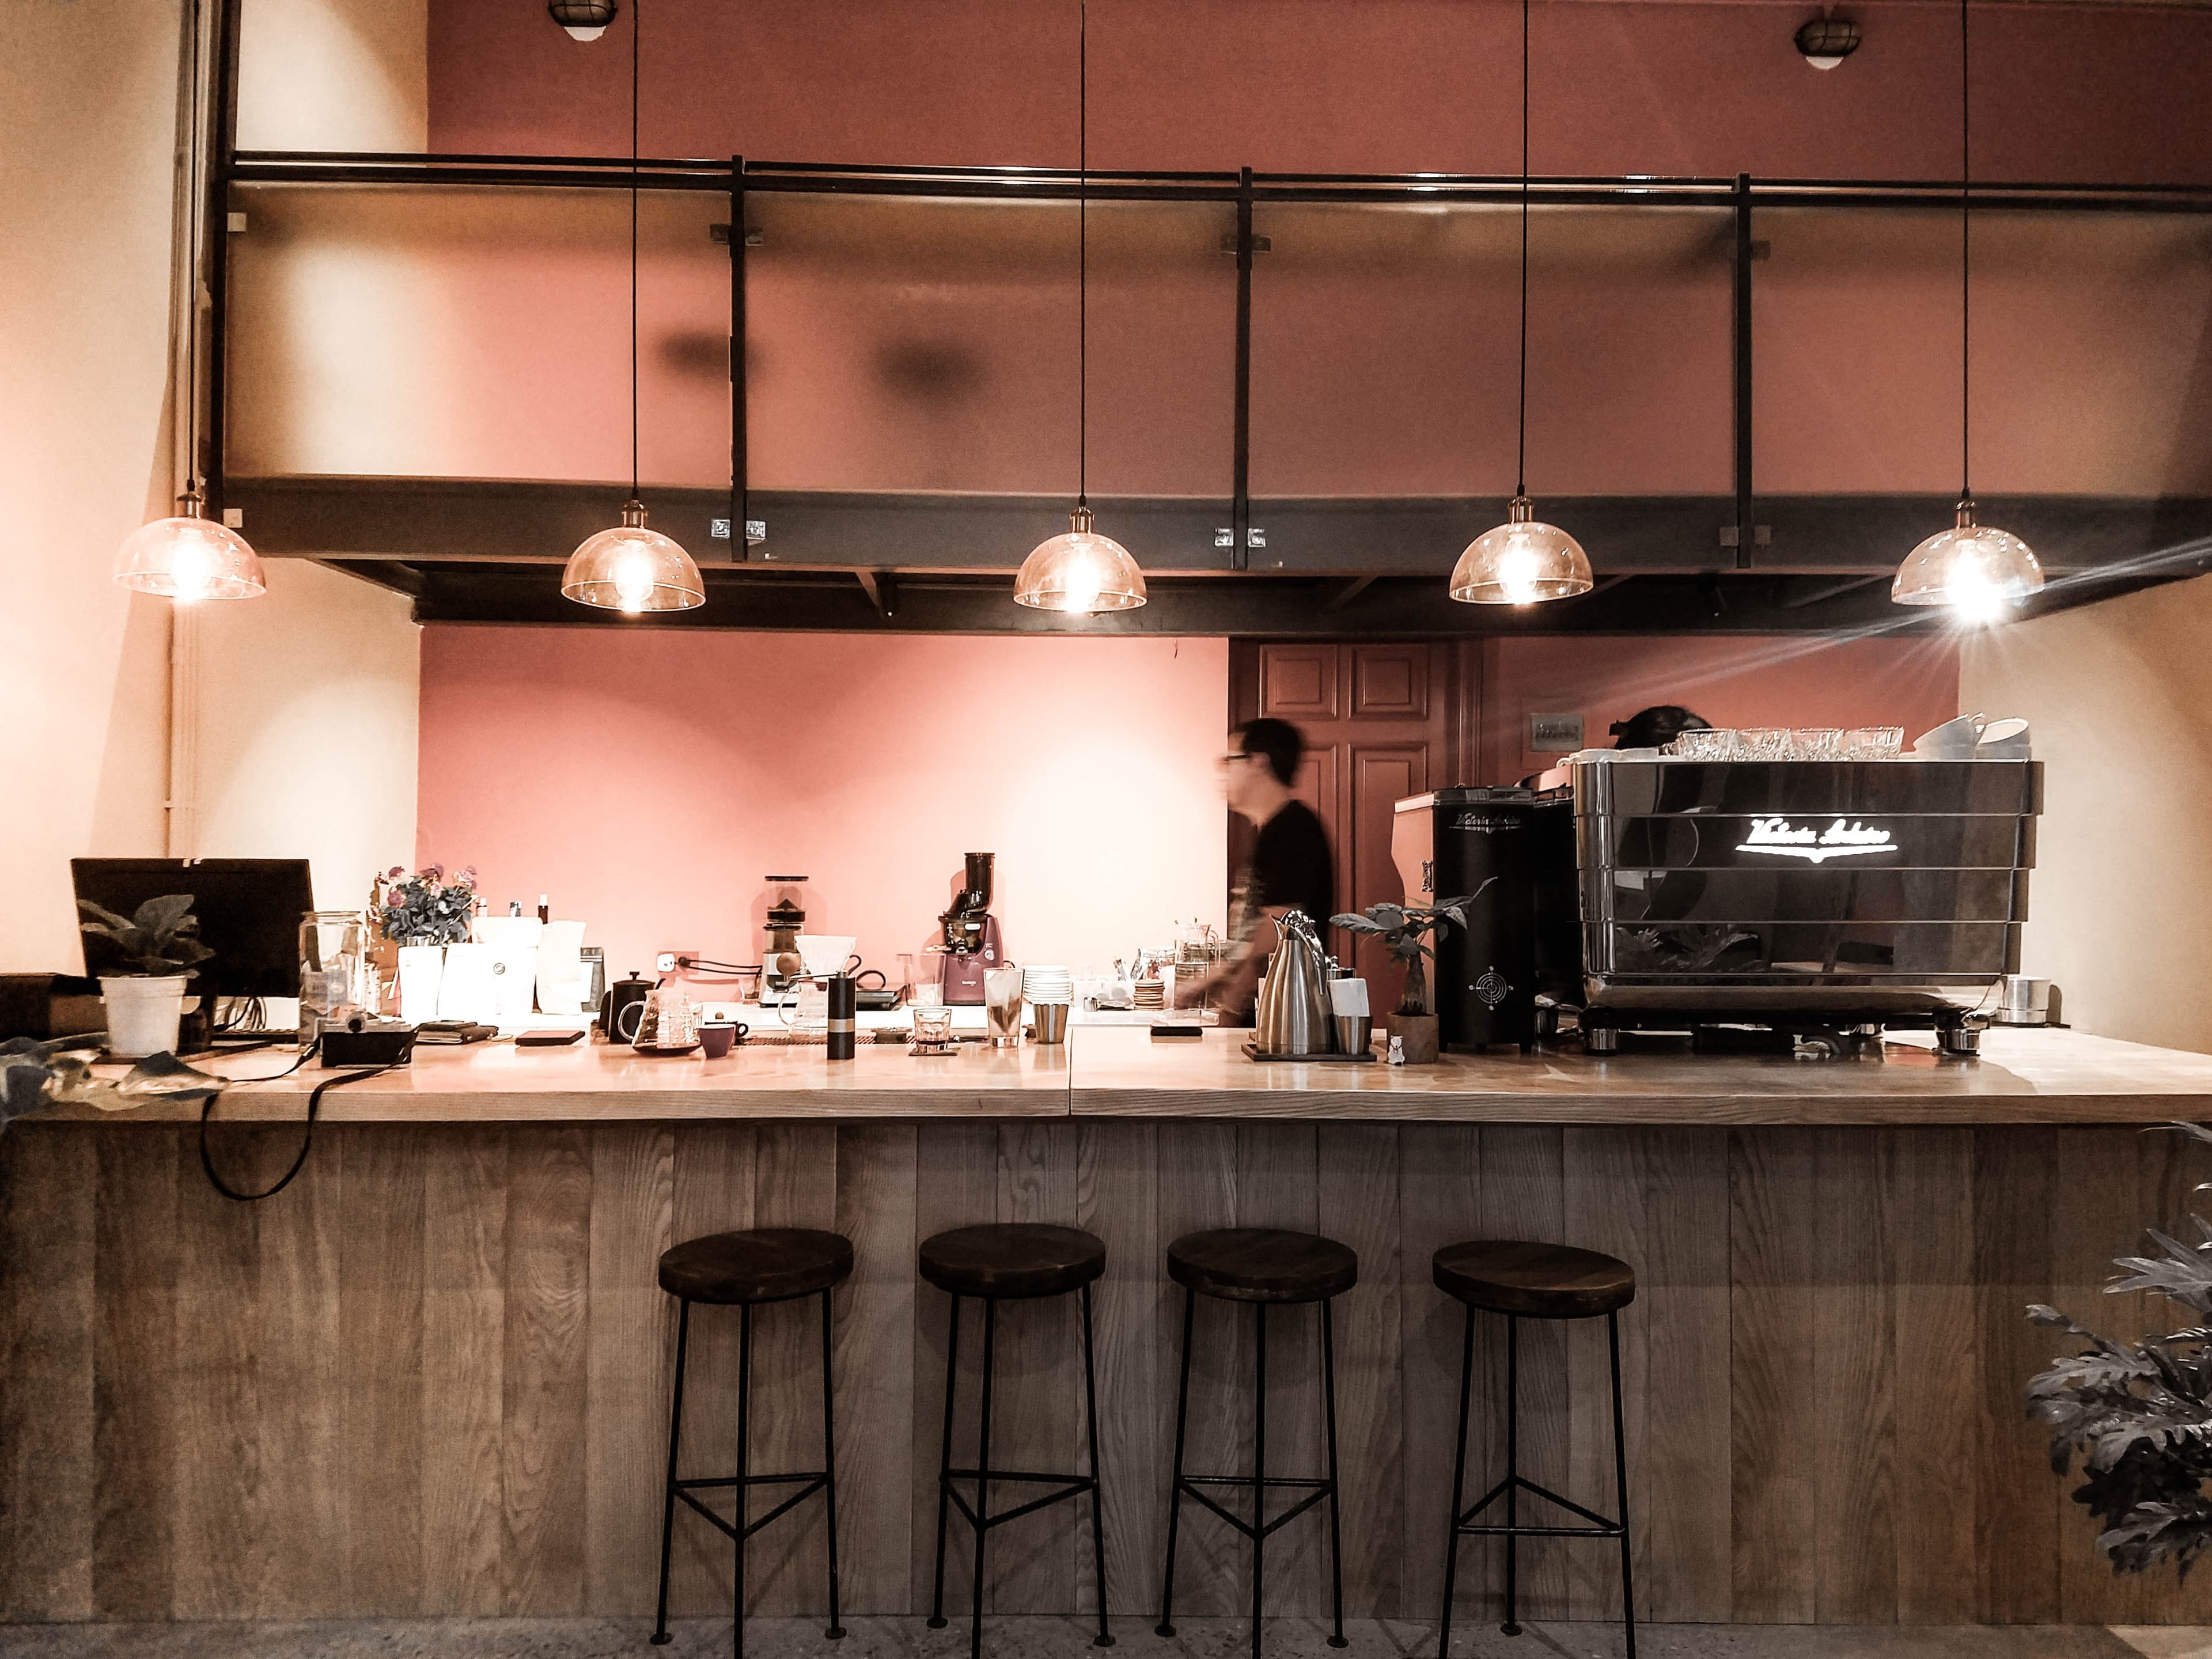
1131, 980, 1166, 1009
1023, 964, 1074, 1005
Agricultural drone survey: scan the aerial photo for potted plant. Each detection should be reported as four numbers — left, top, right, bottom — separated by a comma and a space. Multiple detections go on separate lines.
2027, 1120, 2212, 1575
376, 863, 478, 1021
1330, 884, 1490, 1063
76, 893, 214, 1059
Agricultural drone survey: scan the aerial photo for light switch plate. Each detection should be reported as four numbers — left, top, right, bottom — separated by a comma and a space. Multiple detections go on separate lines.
1529, 712, 1584, 752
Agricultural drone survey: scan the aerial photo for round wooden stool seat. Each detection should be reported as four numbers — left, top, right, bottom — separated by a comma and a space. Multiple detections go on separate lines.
657, 1227, 854, 1305
918, 1222, 1107, 1300
1431, 1238, 1635, 1319
1167, 1227, 1358, 1304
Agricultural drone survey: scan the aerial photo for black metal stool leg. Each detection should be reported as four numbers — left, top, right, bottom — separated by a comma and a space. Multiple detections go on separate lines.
969, 1297, 998, 1659
1156, 1284, 1195, 1637
651, 1298, 691, 1646
928, 1293, 961, 1629
733, 1301, 753, 1659
820, 1286, 846, 1639
1436, 1304, 1474, 1659
1610, 1312, 1637, 1659
1251, 1300, 1267, 1659
1502, 1314, 1520, 1638
1080, 1281, 1116, 1647
1321, 1297, 1347, 1649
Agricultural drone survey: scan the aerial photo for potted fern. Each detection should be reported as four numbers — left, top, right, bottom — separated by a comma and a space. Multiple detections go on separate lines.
77, 894, 214, 1059
1330, 885, 1488, 1063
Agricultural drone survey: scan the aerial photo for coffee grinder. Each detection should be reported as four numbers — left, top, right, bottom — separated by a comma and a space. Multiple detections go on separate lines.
937, 853, 1006, 1005
759, 876, 809, 1007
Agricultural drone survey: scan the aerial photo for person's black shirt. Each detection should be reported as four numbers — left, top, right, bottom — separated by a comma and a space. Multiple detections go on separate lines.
1250, 798, 1335, 931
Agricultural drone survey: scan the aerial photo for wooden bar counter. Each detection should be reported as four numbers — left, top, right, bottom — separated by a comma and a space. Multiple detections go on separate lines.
7, 1025, 2212, 1628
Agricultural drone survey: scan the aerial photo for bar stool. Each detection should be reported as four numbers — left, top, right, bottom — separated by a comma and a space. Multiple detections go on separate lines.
650, 1227, 854, 1659
919, 1222, 1114, 1658
1432, 1239, 1637, 1659
1156, 1227, 1355, 1659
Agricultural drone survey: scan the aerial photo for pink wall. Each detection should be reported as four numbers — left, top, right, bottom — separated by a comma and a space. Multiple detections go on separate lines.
415, 627, 1230, 983
1480, 631, 1963, 779
428, 0, 2212, 185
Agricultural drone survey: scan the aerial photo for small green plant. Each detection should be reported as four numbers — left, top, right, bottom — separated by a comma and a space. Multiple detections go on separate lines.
77, 894, 214, 979
2028, 1120, 2212, 1578
1330, 881, 1494, 1016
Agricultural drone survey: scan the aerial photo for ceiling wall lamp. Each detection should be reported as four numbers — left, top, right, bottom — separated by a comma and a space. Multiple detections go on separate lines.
115, 0, 264, 603
549, 1, 618, 43
1891, 0, 2043, 626
1795, 15, 1862, 70
1013, 0, 1146, 615
1449, 0, 1592, 607
561, 0, 704, 615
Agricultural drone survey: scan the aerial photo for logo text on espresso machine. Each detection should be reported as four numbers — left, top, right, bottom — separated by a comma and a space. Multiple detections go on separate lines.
1734, 816, 1898, 863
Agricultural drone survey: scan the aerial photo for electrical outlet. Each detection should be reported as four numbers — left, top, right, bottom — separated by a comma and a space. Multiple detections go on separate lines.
656, 952, 679, 974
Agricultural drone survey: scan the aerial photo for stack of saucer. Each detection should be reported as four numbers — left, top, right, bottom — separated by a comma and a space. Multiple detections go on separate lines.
1022, 965, 1074, 1005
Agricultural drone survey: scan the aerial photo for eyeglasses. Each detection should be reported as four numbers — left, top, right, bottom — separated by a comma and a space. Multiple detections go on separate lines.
1218, 752, 1254, 770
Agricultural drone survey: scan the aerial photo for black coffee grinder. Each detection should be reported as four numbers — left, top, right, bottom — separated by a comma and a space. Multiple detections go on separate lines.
937, 853, 1005, 1005
760, 876, 809, 1006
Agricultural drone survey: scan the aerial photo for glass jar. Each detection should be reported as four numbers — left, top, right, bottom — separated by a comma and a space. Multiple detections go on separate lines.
300, 910, 369, 1048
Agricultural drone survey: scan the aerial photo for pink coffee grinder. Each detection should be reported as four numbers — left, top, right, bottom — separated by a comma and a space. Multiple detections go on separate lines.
937, 852, 1006, 1006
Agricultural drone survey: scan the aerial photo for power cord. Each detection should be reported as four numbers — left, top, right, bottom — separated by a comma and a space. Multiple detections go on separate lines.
198, 1051, 393, 1203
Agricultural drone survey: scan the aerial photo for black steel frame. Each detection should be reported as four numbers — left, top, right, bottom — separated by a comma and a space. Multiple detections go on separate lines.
927, 1285, 1115, 1659
200, 0, 2212, 627
652, 1288, 846, 1659
1156, 1285, 1349, 1659
1436, 1307, 1634, 1659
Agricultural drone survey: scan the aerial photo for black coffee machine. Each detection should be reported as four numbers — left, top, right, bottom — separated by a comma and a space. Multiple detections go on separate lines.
937, 853, 1006, 1006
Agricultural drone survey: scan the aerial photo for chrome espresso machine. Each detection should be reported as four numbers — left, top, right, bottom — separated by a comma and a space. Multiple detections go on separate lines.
1394, 756, 2041, 1056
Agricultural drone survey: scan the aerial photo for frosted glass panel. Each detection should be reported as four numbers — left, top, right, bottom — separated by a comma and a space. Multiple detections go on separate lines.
744, 194, 1236, 499
226, 183, 731, 487
1248, 201, 1733, 498
1755, 207, 2212, 497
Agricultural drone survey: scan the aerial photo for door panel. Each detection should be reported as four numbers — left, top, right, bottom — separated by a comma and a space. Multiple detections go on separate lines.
1257, 643, 1342, 719
1348, 744, 1427, 1002
1350, 645, 1429, 719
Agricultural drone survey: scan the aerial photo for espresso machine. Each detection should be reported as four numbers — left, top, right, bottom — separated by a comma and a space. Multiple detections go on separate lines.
937, 853, 1006, 1005
1397, 756, 2043, 1057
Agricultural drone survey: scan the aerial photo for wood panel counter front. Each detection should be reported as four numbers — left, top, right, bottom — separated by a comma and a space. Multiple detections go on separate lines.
45, 1024, 2212, 1125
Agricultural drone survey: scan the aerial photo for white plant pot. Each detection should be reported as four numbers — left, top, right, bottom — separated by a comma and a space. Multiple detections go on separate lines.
396, 945, 446, 1024
100, 976, 190, 1060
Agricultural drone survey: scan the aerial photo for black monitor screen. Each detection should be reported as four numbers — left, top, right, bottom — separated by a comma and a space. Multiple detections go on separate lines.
71, 858, 315, 999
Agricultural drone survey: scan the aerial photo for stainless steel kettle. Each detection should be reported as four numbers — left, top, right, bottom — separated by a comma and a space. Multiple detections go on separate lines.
1252, 910, 1335, 1056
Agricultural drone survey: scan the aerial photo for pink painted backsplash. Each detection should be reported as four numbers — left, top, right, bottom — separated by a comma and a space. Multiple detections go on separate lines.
416, 627, 1231, 987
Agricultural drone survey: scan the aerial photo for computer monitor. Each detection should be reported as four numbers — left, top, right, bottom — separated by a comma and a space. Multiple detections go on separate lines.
71, 858, 315, 999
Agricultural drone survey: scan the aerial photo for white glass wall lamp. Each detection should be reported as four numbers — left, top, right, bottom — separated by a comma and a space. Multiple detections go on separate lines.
1013, 0, 1146, 616
1449, 0, 1592, 608
562, 0, 706, 615
115, 0, 264, 602
1891, 0, 2043, 626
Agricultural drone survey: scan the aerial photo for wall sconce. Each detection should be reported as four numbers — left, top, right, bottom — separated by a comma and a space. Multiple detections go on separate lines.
549, 1, 618, 42
1796, 15, 1862, 69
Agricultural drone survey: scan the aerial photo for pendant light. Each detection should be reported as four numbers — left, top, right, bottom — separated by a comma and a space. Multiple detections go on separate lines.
562, 0, 705, 615
1450, 0, 1590, 607
1013, 0, 1146, 615
115, 0, 265, 602
1891, 0, 2043, 625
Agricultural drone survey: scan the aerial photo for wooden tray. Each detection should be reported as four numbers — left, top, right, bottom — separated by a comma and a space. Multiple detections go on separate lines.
1243, 1042, 1376, 1064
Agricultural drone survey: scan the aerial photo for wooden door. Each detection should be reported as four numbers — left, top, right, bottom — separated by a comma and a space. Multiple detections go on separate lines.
1229, 641, 1480, 1008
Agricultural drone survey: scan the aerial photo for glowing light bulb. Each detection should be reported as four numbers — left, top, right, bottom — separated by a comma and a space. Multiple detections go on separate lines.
613, 550, 656, 615
1497, 534, 1544, 607
1892, 501, 2042, 624
1058, 553, 1103, 615
168, 531, 216, 603
1946, 560, 2009, 627
1448, 498, 1593, 605
1012, 506, 1146, 614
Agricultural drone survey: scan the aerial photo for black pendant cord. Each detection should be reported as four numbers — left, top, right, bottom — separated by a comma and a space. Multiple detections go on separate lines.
1077, 0, 1089, 510
1959, 0, 1972, 502
183, 0, 204, 497
1515, 0, 1529, 502
630, 0, 642, 501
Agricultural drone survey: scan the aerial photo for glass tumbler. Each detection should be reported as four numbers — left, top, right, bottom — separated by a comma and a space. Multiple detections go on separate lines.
300, 910, 368, 1048
983, 964, 1026, 1047
1790, 727, 1845, 761
1844, 725, 1905, 759
1733, 727, 1791, 760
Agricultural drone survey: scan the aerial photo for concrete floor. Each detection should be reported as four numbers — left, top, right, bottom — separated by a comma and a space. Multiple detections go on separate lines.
0, 1619, 2202, 1659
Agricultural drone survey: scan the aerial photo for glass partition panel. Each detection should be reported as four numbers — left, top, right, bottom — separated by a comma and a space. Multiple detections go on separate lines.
226, 183, 732, 487
1755, 206, 2212, 497
744, 193, 1236, 500
1248, 200, 1734, 499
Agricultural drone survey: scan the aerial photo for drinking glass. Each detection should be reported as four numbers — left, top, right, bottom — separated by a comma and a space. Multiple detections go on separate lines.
1670, 728, 1733, 760
1734, 727, 1791, 760
1789, 727, 1845, 760
1844, 725, 1905, 759
983, 965, 1026, 1047
912, 1005, 955, 1045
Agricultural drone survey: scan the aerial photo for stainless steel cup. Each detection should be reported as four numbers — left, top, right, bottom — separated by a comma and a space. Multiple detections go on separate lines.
1995, 976, 2052, 1025
1334, 1014, 1373, 1056
1029, 1001, 1071, 1045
